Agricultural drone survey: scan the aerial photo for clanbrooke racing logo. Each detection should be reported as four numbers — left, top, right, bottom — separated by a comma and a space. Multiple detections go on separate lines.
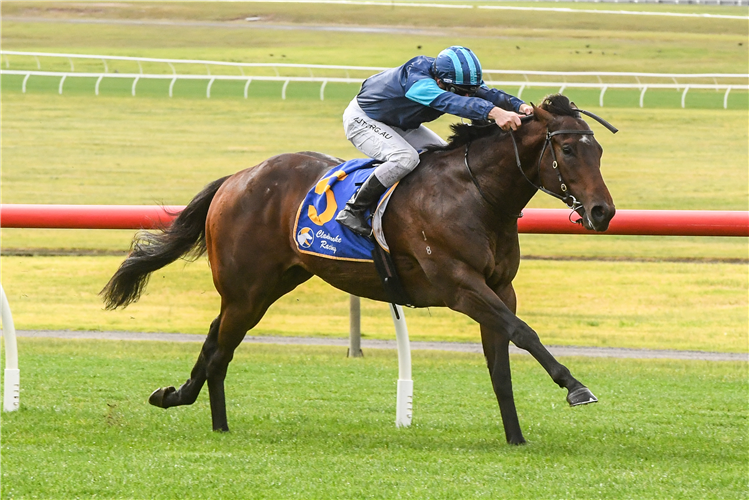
296, 227, 315, 248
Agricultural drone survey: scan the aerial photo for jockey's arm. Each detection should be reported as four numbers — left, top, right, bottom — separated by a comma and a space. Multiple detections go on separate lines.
404, 77, 532, 130
476, 84, 532, 130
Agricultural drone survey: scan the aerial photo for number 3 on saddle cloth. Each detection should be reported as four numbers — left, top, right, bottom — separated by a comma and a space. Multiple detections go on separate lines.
295, 158, 391, 262
294, 158, 411, 305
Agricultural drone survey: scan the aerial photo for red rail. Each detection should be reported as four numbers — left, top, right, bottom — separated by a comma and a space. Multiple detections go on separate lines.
1, 204, 748, 237
0, 205, 183, 230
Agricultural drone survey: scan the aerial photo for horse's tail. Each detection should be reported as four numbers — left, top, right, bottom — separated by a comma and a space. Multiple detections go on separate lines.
100, 176, 230, 310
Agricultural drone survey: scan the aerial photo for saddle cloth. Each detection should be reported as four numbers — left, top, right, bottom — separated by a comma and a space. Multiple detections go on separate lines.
294, 158, 396, 262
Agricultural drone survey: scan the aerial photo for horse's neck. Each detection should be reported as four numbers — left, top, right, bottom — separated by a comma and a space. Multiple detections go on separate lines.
471, 126, 545, 218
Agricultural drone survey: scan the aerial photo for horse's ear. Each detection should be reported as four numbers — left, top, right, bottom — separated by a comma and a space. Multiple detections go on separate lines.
532, 103, 554, 125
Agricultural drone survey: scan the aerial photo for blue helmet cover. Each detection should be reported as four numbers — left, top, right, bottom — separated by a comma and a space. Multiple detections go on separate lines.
432, 46, 482, 86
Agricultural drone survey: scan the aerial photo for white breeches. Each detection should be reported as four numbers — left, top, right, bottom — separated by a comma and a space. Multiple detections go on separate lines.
343, 98, 447, 187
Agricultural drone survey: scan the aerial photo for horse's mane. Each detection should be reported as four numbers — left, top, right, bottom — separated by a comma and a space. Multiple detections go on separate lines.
427, 93, 580, 152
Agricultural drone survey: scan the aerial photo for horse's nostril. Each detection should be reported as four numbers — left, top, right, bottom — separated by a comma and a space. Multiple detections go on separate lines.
591, 205, 606, 222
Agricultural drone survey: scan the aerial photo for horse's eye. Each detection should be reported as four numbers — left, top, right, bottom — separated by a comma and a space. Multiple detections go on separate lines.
562, 145, 573, 155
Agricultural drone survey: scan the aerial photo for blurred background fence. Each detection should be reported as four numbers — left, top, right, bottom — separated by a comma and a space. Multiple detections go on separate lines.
2, 51, 747, 108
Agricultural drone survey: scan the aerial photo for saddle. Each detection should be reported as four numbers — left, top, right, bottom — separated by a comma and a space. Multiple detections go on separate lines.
294, 159, 412, 305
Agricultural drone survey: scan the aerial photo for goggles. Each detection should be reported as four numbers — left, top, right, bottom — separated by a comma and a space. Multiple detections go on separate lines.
446, 83, 480, 97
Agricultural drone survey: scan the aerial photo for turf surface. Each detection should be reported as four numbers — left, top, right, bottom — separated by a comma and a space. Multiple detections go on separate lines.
1, 339, 747, 499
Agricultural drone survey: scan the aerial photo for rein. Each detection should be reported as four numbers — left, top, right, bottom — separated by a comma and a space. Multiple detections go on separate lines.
463, 143, 499, 211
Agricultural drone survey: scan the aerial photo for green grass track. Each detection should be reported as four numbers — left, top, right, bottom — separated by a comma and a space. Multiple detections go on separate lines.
1, 339, 747, 499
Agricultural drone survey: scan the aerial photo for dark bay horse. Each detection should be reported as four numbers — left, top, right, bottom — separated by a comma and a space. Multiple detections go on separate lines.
102, 94, 616, 445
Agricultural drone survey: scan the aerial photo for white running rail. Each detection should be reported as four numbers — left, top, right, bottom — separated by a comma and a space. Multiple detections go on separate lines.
1, 285, 20, 412
2, 51, 747, 108
390, 304, 413, 428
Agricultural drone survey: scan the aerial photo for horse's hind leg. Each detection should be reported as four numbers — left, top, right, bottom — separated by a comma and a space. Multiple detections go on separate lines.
205, 266, 312, 432
146, 301, 263, 429
202, 303, 261, 432
148, 265, 312, 431
148, 316, 220, 409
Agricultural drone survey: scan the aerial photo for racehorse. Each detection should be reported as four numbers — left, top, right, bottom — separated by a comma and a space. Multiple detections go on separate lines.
101, 94, 616, 445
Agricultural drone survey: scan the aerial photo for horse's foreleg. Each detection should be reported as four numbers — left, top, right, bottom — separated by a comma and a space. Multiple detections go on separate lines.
149, 316, 220, 409
481, 325, 525, 445
507, 321, 597, 406
443, 270, 596, 408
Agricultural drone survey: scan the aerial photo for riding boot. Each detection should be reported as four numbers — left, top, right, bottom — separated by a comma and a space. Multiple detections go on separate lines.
335, 174, 387, 237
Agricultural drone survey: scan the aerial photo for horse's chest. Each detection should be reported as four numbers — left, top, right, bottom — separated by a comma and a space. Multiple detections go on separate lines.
490, 239, 521, 286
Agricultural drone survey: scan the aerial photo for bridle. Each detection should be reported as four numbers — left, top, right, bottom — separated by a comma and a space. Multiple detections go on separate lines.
463, 108, 617, 221
510, 127, 593, 214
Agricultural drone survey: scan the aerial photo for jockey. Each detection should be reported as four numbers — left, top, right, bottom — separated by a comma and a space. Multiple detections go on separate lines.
335, 45, 534, 237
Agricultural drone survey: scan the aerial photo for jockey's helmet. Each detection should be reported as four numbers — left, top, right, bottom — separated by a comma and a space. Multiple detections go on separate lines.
432, 46, 483, 96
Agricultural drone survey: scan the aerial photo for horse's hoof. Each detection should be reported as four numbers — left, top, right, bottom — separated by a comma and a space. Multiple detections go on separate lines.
149, 386, 176, 408
567, 387, 598, 407
507, 436, 527, 446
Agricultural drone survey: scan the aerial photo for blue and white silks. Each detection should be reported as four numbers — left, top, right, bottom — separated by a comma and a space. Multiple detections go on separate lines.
294, 158, 388, 262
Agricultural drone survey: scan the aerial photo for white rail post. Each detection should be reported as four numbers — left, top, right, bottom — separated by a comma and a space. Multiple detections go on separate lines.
390, 303, 412, 428
723, 87, 731, 109
22, 73, 30, 93
599, 86, 607, 107
681, 86, 690, 108
1, 285, 20, 412
58, 75, 66, 95
207, 77, 215, 99
132, 76, 139, 97
95, 75, 104, 96
639, 87, 648, 108
320, 80, 327, 101
169, 77, 177, 98
281, 79, 290, 100
244, 78, 252, 99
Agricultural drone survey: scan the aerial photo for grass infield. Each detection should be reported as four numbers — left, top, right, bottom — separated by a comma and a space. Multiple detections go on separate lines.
1, 256, 746, 353
0, 1, 747, 353
1, 339, 747, 499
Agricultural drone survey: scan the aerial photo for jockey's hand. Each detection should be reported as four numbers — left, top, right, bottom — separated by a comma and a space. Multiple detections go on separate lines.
518, 104, 533, 115
489, 107, 523, 131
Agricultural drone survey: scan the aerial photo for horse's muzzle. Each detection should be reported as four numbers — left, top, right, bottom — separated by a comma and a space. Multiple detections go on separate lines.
581, 203, 616, 232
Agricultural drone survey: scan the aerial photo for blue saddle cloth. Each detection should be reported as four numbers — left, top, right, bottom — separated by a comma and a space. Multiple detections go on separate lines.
294, 158, 381, 262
